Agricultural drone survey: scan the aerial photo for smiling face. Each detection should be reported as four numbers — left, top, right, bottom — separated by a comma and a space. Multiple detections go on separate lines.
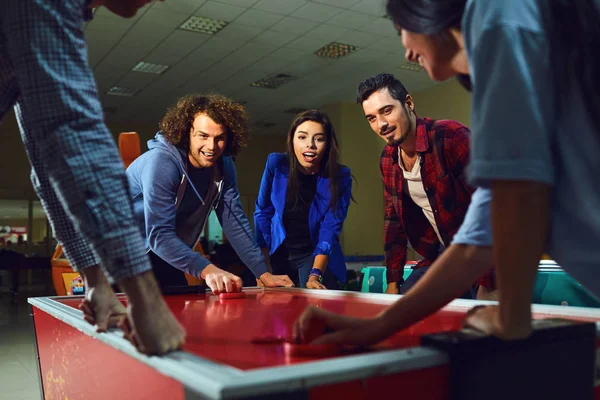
188, 113, 227, 169
396, 24, 467, 82
292, 120, 327, 174
362, 88, 415, 147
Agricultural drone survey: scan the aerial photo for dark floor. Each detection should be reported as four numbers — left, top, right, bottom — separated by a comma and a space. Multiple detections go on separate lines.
0, 288, 45, 400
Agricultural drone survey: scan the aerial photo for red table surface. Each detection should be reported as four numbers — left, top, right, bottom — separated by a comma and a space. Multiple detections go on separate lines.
56, 290, 598, 371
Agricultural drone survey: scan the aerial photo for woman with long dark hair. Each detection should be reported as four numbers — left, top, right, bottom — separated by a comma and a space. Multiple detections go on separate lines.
293, 0, 600, 344
254, 109, 354, 290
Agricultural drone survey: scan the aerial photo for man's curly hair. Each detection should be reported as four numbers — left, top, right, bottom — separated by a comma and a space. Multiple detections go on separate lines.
159, 93, 249, 157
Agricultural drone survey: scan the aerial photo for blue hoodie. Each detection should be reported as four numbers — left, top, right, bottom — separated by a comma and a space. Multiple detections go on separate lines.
126, 133, 268, 278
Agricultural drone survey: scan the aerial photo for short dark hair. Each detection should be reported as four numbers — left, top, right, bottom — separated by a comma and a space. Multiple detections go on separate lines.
356, 73, 410, 105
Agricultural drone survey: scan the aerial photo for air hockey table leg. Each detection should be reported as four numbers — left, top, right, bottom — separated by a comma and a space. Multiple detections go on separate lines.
28, 303, 45, 399
421, 318, 596, 400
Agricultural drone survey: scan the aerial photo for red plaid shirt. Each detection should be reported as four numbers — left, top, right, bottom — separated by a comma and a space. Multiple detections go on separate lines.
381, 117, 474, 285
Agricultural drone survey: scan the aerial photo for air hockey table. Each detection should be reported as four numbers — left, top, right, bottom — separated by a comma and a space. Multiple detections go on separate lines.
28, 287, 600, 399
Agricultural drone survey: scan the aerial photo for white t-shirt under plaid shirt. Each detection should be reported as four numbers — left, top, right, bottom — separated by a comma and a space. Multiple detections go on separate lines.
0, 0, 151, 281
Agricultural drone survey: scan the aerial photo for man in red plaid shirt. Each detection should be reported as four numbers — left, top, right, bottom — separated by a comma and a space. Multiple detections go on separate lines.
357, 73, 494, 298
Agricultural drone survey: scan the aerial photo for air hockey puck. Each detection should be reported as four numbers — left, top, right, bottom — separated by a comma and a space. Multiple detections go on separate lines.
283, 341, 341, 357
251, 335, 287, 344
219, 292, 247, 300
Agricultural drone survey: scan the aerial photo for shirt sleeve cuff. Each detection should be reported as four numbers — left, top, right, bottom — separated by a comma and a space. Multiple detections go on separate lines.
192, 256, 212, 278
248, 261, 269, 278
386, 269, 403, 285
313, 242, 332, 257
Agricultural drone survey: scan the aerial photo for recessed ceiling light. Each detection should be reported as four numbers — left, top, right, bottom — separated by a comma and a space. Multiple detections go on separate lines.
107, 87, 137, 97
398, 62, 424, 72
132, 61, 170, 75
251, 73, 295, 89
179, 16, 228, 34
314, 42, 358, 59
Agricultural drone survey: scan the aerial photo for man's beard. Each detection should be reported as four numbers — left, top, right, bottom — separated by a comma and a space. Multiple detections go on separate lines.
387, 135, 406, 147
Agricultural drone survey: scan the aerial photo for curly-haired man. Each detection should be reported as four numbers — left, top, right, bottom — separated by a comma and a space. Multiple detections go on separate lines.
125, 94, 294, 292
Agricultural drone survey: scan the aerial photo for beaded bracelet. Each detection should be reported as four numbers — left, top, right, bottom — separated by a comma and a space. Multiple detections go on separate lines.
309, 268, 323, 282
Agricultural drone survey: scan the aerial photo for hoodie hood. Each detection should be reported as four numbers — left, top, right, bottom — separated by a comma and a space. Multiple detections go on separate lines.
147, 132, 206, 205
147, 132, 187, 171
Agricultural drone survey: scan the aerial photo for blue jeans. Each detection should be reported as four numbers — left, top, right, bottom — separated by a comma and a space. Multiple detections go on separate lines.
399, 265, 477, 299
273, 251, 339, 289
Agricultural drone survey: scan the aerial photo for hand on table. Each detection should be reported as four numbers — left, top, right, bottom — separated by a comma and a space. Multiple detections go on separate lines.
293, 305, 389, 347
463, 305, 532, 340
306, 276, 326, 290
259, 272, 294, 288
79, 280, 127, 332
118, 270, 186, 355
78, 265, 127, 332
201, 264, 243, 295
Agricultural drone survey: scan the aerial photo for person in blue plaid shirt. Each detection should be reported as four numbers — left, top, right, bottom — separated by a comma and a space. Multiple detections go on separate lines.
0, 0, 185, 355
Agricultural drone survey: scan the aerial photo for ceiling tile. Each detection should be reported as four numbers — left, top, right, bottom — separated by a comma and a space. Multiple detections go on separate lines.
280, 54, 332, 77
252, 0, 307, 15
216, 0, 259, 7
216, 22, 263, 42
286, 32, 331, 52
193, 35, 246, 60
308, 24, 351, 42
85, 14, 134, 34
93, 3, 151, 20
151, 0, 206, 15
359, 17, 398, 37
269, 46, 312, 62
290, 2, 344, 22
234, 8, 284, 29
144, 29, 210, 66
367, 37, 403, 54
196, 1, 246, 21
350, 0, 386, 17
93, 62, 129, 94
152, 56, 214, 88
253, 29, 298, 47
85, 17, 133, 67
311, 0, 361, 7
222, 46, 268, 70
247, 55, 292, 74
212, 69, 267, 96
285, 24, 350, 53
241, 41, 281, 57
86, 34, 117, 68
269, 16, 319, 36
185, 62, 239, 91
75, 1, 442, 136
138, 8, 191, 29
116, 70, 158, 91
339, 30, 384, 48
327, 9, 377, 29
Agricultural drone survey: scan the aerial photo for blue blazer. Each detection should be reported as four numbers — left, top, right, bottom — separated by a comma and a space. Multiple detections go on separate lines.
254, 153, 352, 283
